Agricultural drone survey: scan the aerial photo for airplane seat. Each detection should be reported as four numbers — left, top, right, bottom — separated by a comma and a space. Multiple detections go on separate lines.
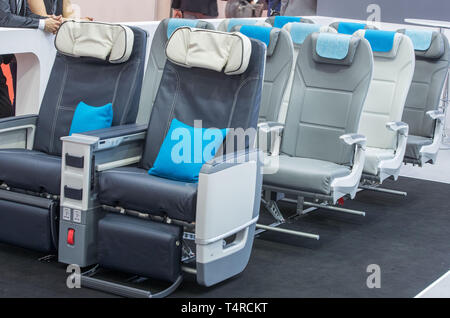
263, 32, 373, 227
398, 29, 450, 166
353, 30, 415, 183
0, 21, 147, 253
136, 18, 215, 125
58, 27, 265, 297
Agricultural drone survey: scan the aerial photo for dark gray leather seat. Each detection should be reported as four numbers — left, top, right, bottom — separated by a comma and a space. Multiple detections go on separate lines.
99, 167, 198, 222
0, 149, 61, 194
98, 27, 265, 224
0, 23, 147, 196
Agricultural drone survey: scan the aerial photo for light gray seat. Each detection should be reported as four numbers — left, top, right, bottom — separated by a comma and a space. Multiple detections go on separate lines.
264, 32, 373, 203
136, 18, 215, 125
353, 30, 415, 183
260, 32, 373, 240
218, 21, 294, 123
399, 29, 450, 166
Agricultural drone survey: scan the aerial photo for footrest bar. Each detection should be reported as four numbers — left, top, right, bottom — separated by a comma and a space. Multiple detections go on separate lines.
80, 273, 183, 298
359, 185, 407, 197
256, 224, 320, 240
303, 202, 366, 216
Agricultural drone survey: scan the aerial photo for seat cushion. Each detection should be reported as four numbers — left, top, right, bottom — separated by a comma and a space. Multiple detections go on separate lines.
98, 167, 198, 223
363, 147, 395, 176
405, 135, 432, 160
264, 156, 351, 195
0, 149, 61, 195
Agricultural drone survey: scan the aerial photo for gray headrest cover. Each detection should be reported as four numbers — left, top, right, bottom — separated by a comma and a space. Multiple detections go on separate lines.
55, 21, 134, 64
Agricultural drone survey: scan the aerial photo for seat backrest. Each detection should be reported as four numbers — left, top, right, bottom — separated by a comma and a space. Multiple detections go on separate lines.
399, 29, 450, 138
281, 32, 373, 166
140, 28, 265, 170
355, 30, 415, 150
266, 16, 315, 29
279, 22, 337, 123
330, 21, 377, 35
228, 24, 294, 123
34, 21, 147, 156
136, 18, 215, 125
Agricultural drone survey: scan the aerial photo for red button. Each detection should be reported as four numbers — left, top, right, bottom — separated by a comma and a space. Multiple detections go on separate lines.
67, 229, 75, 245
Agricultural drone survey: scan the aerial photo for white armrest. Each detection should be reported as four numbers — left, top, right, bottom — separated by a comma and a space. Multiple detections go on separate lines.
386, 121, 409, 136
331, 134, 367, 202
377, 122, 409, 182
427, 110, 445, 121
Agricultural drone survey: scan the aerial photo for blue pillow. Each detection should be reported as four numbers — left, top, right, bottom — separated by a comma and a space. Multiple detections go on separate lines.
240, 25, 272, 47
69, 102, 113, 135
149, 118, 228, 183
337, 22, 367, 35
364, 30, 396, 52
274, 16, 302, 29
405, 29, 433, 51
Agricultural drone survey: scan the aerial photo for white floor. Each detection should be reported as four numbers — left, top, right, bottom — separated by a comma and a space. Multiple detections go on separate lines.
416, 271, 450, 298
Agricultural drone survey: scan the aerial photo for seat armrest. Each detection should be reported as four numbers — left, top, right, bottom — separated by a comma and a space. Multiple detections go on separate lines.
201, 149, 259, 175
340, 133, 366, 149
0, 115, 38, 149
81, 124, 148, 141
258, 121, 284, 156
386, 121, 409, 136
427, 110, 445, 121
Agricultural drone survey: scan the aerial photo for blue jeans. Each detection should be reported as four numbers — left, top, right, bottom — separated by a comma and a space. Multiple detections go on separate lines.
268, 0, 281, 16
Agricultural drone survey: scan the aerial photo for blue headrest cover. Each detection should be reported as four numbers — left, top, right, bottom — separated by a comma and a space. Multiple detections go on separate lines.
227, 18, 258, 32
274, 16, 302, 28
167, 18, 198, 38
337, 22, 366, 35
405, 29, 433, 51
364, 30, 396, 52
289, 23, 321, 45
316, 33, 352, 60
240, 25, 272, 47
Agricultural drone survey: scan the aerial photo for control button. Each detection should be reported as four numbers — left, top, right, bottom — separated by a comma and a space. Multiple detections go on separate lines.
73, 210, 82, 223
62, 208, 71, 221
67, 229, 75, 245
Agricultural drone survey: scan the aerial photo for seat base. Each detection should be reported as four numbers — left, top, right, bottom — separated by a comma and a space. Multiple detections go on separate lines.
98, 213, 183, 283
0, 190, 58, 253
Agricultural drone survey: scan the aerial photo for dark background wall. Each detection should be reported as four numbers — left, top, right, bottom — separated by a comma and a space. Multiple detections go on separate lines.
317, 0, 450, 24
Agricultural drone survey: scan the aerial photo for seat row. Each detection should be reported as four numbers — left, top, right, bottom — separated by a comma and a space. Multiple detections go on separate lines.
0, 17, 448, 297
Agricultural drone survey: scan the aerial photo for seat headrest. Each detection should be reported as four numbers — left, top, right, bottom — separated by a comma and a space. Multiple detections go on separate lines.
283, 22, 336, 45
55, 21, 134, 64
232, 25, 278, 56
398, 29, 445, 59
354, 29, 402, 58
221, 18, 271, 32
166, 18, 214, 39
166, 28, 252, 76
330, 21, 377, 35
312, 33, 361, 66
267, 16, 315, 29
